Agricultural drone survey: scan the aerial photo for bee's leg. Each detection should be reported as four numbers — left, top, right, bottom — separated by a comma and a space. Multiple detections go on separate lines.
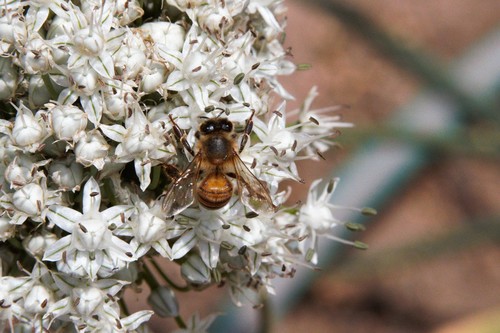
169, 115, 195, 156
239, 110, 255, 153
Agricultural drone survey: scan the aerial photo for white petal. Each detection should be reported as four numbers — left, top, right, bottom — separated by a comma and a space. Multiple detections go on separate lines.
42, 235, 71, 261
94, 279, 128, 296
81, 94, 103, 126
171, 229, 197, 260
199, 240, 219, 269
44, 297, 70, 320
57, 88, 78, 105
156, 48, 183, 68
109, 236, 134, 260
82, 177, 101, 214
46, 205, 82, 232
122, 310, 154, 330
101, 205, 135, 227
100, 124, 126, 142
135, 158, 151, 191
152, 239, 172, 259
90, 53, 115, 78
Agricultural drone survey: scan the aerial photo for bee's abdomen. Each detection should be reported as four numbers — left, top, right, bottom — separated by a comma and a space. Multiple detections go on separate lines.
197, 173, 233, 209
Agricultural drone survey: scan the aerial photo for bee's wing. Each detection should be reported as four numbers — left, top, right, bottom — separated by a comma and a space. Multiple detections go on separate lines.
162, 153, 202, 216
231, 151, 276, 214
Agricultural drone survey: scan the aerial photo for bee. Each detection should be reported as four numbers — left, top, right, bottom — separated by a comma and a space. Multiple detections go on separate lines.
161, 112, 276, 216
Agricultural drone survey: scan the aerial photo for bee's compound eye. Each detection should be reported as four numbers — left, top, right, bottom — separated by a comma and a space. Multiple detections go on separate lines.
221, 120, 233, 132
201, 122, 215, 133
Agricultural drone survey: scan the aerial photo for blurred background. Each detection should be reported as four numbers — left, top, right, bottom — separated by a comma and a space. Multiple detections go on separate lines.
134, 1, 500, 332
278, 1, 500, 332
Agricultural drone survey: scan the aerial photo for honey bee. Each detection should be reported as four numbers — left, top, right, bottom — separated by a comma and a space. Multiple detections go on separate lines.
161, 112, 276, 216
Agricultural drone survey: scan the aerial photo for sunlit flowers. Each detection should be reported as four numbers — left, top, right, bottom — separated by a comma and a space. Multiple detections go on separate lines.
0, 0, 370, 332
43, 177, 135, 280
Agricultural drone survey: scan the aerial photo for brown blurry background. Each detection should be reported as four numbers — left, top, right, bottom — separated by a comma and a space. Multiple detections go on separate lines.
278, 1, 500, 332
132, 1, 500, 332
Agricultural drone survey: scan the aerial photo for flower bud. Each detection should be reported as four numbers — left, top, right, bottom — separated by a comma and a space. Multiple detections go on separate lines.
73, 27, 105, 57
12, 182, 45, 216
181, 254, 211, 285
74, 131, 109, 169
0, 11, 26, 54
72, 287, 104, 317
23, 231, 58, 257
50, 105, 88, 140
21, 36, 52, 74
49, 158, 84, 191
139, 22, 185, 51
147, 286, 179, 317
114, 47, 147, 79
140, 62, 167, 93
4, 156, 35, 188
71, 68, 99, 95
24, 284, 53, 314
11, 108, 46, 148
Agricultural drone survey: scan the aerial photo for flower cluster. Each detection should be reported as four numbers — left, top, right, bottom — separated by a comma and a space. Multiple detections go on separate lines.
0, 1, 368, 332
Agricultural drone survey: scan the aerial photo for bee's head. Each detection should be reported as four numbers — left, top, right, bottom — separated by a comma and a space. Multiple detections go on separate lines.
198, 118, 233, 135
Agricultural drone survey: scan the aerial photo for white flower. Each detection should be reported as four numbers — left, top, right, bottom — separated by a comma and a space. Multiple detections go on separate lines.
4, 154, 47, 189
120, 199, 173, 259
43, 274, 153, 332
10, 105, 49, 152
1, 176, 59, 225
0, 276, 31, 332
49, 103, 88, 141
297, 178, 347, 264
43, 177, 135, 280
48, 157, 84, 191
101, 107, 171, 190
74, 130, 110, 170
0, 1, 362, 331
19, 33, 53, 74
0, 6, 27, 54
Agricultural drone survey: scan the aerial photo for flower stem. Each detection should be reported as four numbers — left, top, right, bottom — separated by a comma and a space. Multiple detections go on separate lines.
118, 297, 130, 316
174, 315, 187, 329
148, 257, 190, 292
41, 74, 59, 100
141, 260, 160, 290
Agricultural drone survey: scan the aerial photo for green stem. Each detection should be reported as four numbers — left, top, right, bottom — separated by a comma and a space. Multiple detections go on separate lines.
141, 260, 160, 290
174, 315, 187, 329
41, 74, 59, 100
148, 257, 191, 292
118, 297, 130, 316
258, 295, 272, 333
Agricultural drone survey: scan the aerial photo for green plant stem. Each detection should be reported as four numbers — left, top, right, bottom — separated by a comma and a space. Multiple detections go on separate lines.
174, 315, 187, 329
141, 260, 160, 290
148, 257, 191, 292
118, 297, 130, 316
41, 74, 59, 100
258, 295, 272, 333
